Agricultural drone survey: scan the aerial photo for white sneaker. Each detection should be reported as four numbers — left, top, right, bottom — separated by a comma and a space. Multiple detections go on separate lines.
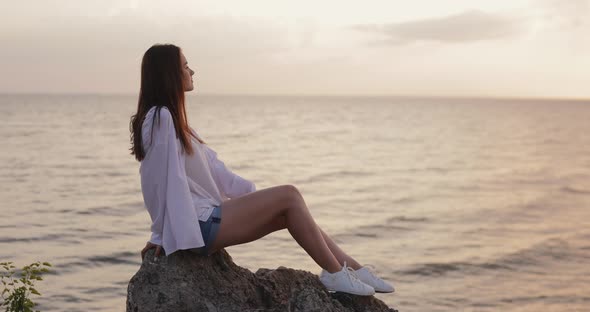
354, 265, 395, 293
319, 261, 375, 296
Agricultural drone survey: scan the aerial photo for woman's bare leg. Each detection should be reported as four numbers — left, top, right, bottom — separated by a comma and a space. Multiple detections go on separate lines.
318, 227, 363, 270
251, 217, 364, 270
258, 219, 364, 270
208, 185, 342, 273
208, 184, 363, 270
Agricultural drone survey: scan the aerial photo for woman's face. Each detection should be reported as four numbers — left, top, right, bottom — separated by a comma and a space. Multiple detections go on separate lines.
180, 51, 195, 92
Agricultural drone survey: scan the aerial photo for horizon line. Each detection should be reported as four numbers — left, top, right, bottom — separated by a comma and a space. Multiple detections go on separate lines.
0, 91, 588, 102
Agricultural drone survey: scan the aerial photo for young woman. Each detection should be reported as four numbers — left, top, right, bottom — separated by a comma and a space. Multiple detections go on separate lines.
130, 44, 394, 296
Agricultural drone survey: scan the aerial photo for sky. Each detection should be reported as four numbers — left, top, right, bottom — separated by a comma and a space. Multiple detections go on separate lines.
1, 0, 589, 98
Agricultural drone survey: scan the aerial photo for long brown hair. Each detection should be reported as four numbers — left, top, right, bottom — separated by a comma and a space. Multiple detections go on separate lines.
129, 44, 204, 162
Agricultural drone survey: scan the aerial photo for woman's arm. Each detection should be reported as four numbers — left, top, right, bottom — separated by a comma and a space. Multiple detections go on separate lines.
140, 107, 206, 256
203, 144, 256, 199
149, 231, 162, 245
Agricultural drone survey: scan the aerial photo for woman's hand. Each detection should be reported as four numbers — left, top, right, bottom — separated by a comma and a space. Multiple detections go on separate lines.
141, 241, 162, 260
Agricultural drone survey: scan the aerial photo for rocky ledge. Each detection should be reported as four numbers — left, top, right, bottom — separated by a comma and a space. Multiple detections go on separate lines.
127, 249, 398, 312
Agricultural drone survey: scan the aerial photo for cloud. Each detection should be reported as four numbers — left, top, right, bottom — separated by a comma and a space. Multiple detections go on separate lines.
535, 0, 590, 29
351, 9, 528, 45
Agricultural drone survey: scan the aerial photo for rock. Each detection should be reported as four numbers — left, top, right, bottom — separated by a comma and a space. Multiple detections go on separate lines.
127, 249, 398, 312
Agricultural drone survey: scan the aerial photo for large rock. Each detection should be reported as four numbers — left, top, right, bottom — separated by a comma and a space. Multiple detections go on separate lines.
127, 249, 398, 312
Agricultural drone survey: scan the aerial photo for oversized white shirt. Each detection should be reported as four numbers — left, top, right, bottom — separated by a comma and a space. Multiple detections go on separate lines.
139, 106, 256, 256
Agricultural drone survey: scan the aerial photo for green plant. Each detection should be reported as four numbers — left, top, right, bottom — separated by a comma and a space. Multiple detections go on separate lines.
0, 261, 52, 312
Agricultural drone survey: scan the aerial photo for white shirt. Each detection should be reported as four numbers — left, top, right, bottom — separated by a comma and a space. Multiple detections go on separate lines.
139, 106, 256, 256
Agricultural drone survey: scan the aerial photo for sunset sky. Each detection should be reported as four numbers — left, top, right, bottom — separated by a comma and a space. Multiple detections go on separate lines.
1, 0, 589, 98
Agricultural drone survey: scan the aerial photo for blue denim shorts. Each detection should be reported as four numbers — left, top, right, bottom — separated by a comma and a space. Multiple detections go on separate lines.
197, 205, 222, 256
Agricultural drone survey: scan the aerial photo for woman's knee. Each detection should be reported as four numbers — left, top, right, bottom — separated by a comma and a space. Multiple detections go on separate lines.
279, 184, 303, 204
281, 184, 301, 197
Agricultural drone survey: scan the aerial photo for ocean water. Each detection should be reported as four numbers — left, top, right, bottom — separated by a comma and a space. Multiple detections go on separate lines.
1, 94, 589, 311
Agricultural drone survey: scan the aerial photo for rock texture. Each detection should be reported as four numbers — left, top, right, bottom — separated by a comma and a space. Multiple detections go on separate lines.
127, 249, 398, 312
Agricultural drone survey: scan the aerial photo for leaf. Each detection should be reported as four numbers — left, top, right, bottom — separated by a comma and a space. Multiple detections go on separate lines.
29, 288, 41, 296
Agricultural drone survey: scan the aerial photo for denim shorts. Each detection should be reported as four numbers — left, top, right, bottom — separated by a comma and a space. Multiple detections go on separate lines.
197, 205, 222, 256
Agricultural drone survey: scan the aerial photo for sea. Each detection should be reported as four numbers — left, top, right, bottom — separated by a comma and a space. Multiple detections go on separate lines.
1, 94, 589, 311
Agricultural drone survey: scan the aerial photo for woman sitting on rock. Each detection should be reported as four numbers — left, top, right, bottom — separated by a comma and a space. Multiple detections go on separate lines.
129, 43, 394, 296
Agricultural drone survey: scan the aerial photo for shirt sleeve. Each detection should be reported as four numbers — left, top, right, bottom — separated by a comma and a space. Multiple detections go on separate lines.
149, 231, 162, 246
140, 107, 205, 256
202, 144, 256, 199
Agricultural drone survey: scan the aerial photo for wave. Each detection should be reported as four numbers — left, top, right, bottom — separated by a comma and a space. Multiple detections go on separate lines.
229, 164, 255, 171
333, 214, 430, 241
0, 233, 71, 244
561, 186, 590, 195
293, 170, 373, 184
497, 294, 590, 305
387, 216, 429, 223
400, 262, 511, 276
398, 237, 588, 277
86, 251, 139, 265
75, 203, 143, 216
79, 286, 123, 295
54, 251, 139, 272
44, 294, 92, 303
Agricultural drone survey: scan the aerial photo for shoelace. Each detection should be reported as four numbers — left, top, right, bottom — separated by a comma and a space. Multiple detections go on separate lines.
342, 261, 363, 288
363, 264, 377, 274
361, 264, 387, 283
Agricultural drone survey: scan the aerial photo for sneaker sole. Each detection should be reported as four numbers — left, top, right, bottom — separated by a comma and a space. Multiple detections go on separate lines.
326, 289, 375, 296
375, 289, 395, 293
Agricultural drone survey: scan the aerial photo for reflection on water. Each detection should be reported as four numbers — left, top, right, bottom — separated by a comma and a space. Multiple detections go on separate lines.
1, 94, 589, 311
